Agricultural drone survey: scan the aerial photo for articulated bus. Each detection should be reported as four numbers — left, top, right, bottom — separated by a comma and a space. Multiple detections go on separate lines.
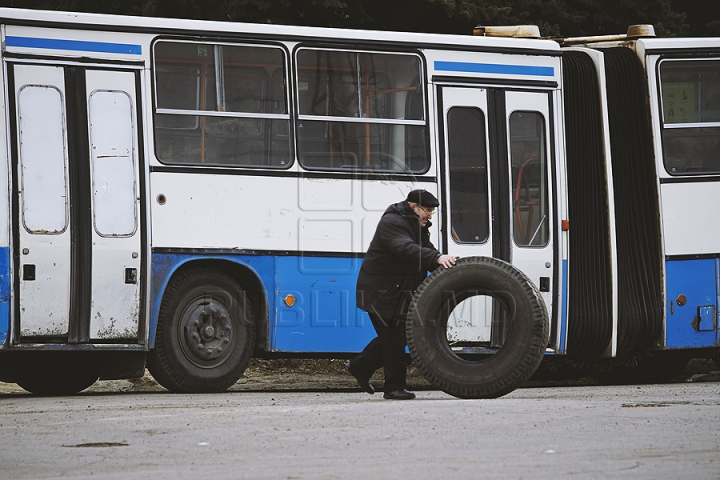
0, 8, 718, 396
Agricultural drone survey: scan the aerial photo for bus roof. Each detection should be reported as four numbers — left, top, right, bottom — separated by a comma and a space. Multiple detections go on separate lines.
637, 36, 720, 53
0, 7, 561, 55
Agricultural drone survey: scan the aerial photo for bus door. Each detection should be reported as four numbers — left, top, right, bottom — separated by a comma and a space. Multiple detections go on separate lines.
440, 86, 554, 347
10, 63, 144, 344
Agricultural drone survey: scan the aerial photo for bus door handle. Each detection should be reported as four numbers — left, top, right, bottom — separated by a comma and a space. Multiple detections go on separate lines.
125, 268, 137, 284
23, 264, 36, 281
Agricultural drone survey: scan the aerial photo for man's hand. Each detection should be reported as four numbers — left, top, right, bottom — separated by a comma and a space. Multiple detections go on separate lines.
436, 254, 459, 269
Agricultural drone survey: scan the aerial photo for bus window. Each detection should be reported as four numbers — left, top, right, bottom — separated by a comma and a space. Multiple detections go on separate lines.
17, 85, 69, 234
295, 49, 428, 172
447, 107, 489, 243
510, 111, 548, 247
88, 90, 137, 237
153, 41, 291, 168
660, 59, 720, 175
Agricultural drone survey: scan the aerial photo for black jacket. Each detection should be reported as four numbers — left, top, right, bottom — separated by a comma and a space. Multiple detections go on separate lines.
356, 201, 440, 320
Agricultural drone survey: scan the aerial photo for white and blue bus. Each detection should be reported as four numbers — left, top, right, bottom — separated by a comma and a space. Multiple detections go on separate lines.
0, 8, 717, 396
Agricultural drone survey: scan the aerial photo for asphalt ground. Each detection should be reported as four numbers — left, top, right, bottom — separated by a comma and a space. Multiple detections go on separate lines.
0, 378, 719, 479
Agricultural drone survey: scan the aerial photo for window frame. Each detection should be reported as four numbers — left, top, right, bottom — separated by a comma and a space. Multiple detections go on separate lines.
658, 57, 720, 176
446, 105, 490, 245
508, 109, 550, 248
293, 46, 429, 173
152, 38, 292, 169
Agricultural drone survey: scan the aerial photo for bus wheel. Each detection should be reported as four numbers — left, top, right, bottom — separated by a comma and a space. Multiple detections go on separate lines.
148, 268, 255, 393
406, 256, 549, 399
15, 353, 99, 396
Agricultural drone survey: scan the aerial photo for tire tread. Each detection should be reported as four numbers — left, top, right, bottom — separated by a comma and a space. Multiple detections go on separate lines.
147, 268, 255, 393
407, 256, 549, 399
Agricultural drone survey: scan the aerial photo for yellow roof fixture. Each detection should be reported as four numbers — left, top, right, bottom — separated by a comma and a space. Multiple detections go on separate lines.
474, 25, 541, 38
626, 24, 656, 38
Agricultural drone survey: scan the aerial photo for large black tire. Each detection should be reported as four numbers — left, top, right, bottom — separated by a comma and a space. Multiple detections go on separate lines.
15, 353, 99, 396
407, 256, 549, 399
147, 268, 255, 393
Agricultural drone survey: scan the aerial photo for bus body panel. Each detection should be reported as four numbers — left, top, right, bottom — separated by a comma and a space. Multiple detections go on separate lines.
640, 41, 720, 350
424, 49, 561, 86
665, 259, 719, 348
273, 255, 374, 352
150, 172, 439, 254
149, 252, 276, 348
149, 252, 377, 353
0, 24, 10, 348
5, 25, 147, 63
660, 182, 720, 255
0, 248, 9, 346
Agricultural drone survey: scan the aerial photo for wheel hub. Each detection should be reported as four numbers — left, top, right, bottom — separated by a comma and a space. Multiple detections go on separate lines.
180, 300, 234, 367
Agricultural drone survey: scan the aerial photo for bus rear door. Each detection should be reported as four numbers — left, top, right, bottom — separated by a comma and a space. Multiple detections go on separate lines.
10, 63, 144, 344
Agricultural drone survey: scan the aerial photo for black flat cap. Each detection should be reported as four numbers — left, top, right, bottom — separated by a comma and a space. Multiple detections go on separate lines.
406, 189, 439, 207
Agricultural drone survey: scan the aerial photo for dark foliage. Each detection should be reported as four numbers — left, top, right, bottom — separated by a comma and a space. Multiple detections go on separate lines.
0, 0, 714, 37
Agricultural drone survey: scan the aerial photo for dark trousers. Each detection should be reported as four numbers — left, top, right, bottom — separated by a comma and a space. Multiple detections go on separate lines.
349, 312, 407, 392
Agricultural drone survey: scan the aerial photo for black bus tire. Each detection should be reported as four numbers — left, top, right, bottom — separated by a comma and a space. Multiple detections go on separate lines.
15, 352, 99, 396
406, 256, 549, 399
148, 268, 255, 393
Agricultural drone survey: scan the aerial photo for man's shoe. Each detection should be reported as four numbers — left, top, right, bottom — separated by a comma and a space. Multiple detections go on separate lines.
383, 389, 416, 400
346, 362, 375, 394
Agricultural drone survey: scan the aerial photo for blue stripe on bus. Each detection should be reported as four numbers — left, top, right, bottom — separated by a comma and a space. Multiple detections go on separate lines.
559, 259, 568, 353
0, 247, 10, 347
434, 60, 554, 77
5, 36, 142, 55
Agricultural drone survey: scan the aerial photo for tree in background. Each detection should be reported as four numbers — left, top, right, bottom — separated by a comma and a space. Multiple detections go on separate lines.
675, 0, 720, 36
502, 0, 688, 37
0, 0, 714, 37
0, 0, 138, 14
